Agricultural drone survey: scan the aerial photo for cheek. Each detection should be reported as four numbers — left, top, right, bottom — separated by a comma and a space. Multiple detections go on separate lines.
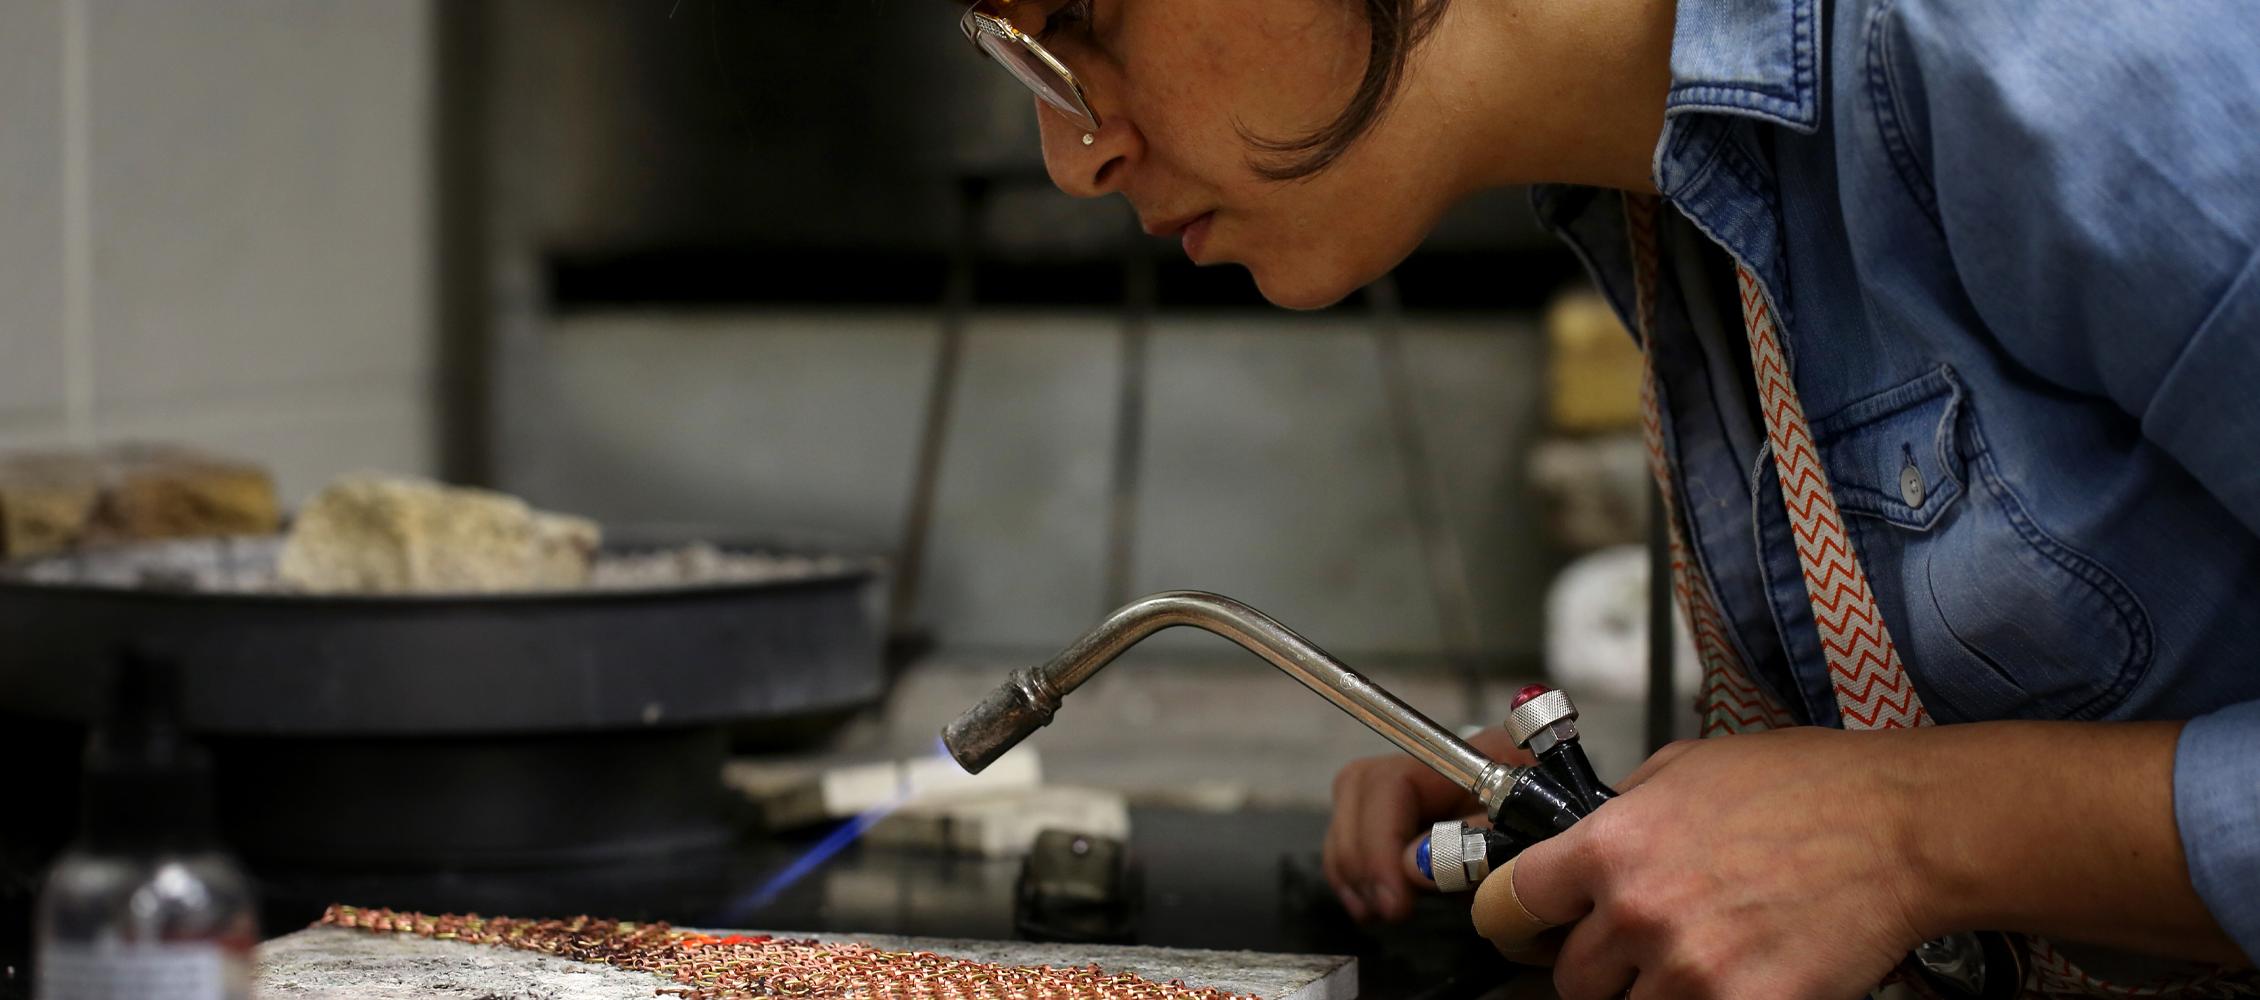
1111, 46, 1233, 174
1112, 0, 1363, 186
1100, 0, 1441, 307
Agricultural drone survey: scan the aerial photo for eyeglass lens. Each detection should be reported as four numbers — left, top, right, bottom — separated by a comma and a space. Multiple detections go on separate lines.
972, 27, 1096, 130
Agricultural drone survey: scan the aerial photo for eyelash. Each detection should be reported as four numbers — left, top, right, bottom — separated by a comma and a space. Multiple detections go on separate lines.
1037, 0, 1095, 42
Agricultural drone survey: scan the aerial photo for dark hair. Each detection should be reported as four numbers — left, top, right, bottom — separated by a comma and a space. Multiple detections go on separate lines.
1245, 0, 1454, 181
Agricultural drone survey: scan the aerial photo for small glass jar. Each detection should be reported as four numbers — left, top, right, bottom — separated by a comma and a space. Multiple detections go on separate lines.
32, 649, 258, 1000
35, 850, 257, 1000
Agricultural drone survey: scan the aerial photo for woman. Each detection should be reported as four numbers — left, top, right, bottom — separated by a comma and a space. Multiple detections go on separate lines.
951, 0, 2260, 996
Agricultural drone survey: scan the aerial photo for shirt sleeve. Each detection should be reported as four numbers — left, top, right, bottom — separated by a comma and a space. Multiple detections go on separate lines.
1874, 0, 2260, 962
2175, 703, 2260, 963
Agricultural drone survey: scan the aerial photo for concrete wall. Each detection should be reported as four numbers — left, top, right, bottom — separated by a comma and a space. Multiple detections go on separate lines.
498, 310, 1553, 662
0, 0, 437, 501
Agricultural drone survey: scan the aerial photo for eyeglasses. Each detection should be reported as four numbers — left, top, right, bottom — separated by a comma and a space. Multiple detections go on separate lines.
959, 2, 1102, 134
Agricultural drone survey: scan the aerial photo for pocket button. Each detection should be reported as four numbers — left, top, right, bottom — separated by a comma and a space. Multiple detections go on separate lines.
1900, 462, 1927, 508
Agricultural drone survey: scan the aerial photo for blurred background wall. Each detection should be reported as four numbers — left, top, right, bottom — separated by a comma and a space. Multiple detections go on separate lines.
0, 0, 440, 494
0, 0, 1604, 671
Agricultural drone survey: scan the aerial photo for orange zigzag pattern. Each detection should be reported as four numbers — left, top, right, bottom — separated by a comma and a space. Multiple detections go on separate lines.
1733, 264, 1929, 731
2024, 937, 2259, 998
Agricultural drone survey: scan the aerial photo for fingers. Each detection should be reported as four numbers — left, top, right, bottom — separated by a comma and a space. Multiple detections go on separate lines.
1353, 774, 1422, 920
1325, 756, 1430, 921
1326, 736, 1511, 924
1470, 857, 1564, 963
1401, 830, 1432, 887
1490, 828, 1597, 931
1618, 738, 1703, 791
1401, 831, 1429, 887
1323, 767, 1372, 921
1551, 915, 1638, 1000
1324, 729, 1540, 925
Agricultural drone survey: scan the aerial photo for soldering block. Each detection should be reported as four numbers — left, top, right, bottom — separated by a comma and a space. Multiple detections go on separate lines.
727, 749, 1044, 831
863, 785, 1131, 859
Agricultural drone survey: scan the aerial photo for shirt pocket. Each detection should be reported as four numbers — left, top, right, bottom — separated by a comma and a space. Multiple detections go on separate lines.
1813, 365, 2153, 722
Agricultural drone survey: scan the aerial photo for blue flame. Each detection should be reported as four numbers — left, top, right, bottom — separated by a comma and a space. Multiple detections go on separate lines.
720, 741, 959, 924
722, 798, 906, 922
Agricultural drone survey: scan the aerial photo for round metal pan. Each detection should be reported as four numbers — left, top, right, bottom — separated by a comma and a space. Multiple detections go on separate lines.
0, 537, 886, 736
0, 535, 888, 868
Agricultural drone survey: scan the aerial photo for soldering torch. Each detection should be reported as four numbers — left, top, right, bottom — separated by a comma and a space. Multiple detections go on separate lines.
1419, 682, 1616, 892
940, 591, 1601, 876
941, 594, 2014, 998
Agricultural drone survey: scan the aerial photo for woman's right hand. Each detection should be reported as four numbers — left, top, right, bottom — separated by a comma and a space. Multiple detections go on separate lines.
1323, 727, 1535, 922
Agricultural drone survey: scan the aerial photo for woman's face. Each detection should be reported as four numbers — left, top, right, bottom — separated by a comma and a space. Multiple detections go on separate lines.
1018, 0, 1482, 310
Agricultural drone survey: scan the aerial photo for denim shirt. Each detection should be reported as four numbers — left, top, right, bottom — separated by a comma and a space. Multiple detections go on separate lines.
1533, 0, 2260, 964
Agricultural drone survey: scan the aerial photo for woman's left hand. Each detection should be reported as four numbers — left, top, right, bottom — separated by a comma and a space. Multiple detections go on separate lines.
1484, 727, 1935, 1000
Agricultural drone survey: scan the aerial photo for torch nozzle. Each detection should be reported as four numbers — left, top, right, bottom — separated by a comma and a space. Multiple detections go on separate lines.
941, 671, 1059, 774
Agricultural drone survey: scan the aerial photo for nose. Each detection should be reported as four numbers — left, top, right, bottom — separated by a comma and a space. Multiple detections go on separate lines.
1036, 100, 1134, 198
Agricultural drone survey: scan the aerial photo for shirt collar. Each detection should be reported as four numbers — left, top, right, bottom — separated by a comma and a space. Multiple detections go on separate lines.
1531, 0, 1819, 238
1663, 0, 1824, 134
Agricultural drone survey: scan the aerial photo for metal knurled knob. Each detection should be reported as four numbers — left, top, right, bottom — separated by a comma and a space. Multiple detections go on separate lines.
1505, 689, 1577, 747
1428, 819, 1472, 892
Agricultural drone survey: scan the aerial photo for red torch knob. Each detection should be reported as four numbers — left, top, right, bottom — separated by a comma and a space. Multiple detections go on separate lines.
1511, 684, 1552, 711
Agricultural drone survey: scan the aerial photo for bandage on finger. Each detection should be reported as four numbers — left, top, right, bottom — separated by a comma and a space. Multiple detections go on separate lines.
1470, 857, 1562, 964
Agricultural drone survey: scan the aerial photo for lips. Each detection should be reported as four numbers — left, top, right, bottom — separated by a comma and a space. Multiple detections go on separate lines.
1177, 212, 1215, 262
1141, 210, 1217, 262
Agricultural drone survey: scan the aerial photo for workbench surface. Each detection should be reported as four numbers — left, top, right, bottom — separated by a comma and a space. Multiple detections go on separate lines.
256, 925, 1356, 1000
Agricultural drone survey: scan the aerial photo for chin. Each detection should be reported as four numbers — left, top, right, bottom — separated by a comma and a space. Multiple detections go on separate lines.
1244, 256, 1374, 312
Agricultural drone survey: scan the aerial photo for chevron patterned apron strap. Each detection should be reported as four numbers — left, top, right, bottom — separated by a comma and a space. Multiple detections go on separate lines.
1729, 256, 1931, 730
2023, 939, 2260, 998
1619, 193, 2258, 998
1621, 193, 1796, 736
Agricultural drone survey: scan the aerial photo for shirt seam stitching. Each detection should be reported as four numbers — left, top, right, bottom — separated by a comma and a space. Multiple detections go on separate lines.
1962, 414, 2156, 720
1861, 0, 1945, 231
1666, 0, 1823, 129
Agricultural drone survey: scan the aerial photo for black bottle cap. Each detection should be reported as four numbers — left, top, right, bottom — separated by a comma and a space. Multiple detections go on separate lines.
80, 648, 217, 852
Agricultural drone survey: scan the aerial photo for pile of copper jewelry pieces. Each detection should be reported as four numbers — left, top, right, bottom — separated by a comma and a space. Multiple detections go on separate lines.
319, 905, 1262, 1000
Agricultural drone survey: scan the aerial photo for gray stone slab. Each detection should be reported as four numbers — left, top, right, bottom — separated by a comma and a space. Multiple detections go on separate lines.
259, 927, 665, 1000
806, 933, 1355, 1000
257, 926, 1355, 1000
